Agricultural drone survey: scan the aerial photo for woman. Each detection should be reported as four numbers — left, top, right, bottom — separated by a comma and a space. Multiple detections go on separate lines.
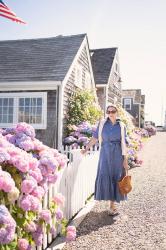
82, 105, 128, 215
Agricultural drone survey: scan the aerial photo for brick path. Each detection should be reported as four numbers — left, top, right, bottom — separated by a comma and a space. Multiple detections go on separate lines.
63, 132, 166, 250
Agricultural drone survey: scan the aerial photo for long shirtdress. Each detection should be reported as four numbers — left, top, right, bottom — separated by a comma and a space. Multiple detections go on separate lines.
93, 119, 127, 202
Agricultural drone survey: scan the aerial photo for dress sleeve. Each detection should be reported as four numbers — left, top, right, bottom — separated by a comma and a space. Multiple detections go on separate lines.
93, 122, 99, 139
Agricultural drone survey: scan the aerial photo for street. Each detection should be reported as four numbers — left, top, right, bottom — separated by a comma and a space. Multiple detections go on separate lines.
64, 132, 166, 250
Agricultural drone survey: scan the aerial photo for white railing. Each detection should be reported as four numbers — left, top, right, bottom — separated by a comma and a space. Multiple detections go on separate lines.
37, 145, 99, 250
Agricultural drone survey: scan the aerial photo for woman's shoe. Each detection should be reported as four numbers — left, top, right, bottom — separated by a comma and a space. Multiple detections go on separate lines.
108, 208, 119, 216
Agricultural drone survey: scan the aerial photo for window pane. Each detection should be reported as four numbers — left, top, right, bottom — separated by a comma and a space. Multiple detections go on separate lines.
9, 107, 13, 115
37, 98, 42, 106
19, 98, 24, 106
2, 115, 7, 123
3, 98, 8, 106
32, 98, 36, 106
0, 99, 2, 106
25, 107, 30, 114
3, 107, 8, 114
9, 98, 14, 106
37, 107, 42, 115
0, 115, 2, 123
19, 107, 24, 112
8, 115, 13, 123
36, 116, 42, 123
18, 115, 24, 122
25, 98, 30, 106
0, 107, 2, 114
32, 107, 36, 115
24, 116, 30, 123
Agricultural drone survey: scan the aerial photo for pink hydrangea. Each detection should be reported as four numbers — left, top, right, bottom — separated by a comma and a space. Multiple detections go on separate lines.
18, 238, 29, 250
16, 123, 35, 139
53, 193, 65, 206
31, 186, 45, 200
0, 170, 15, 193
24, 221, 37, 233
39, 209, 51, 223
0, 148, 10, 162
21, 178, 37, 194
56, 208, 63, 220
66, 226, 76, 241
47, 173, 59, 184
29, 168, 43, 183
32, 225, 43, 246
0, 205, 16, 245
19, 195, 41, 212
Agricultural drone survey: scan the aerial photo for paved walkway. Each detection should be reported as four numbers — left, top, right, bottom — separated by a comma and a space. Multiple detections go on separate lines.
63, 132, 166, 250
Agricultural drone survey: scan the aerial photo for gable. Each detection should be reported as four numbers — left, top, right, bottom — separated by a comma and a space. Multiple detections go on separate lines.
91, 48, 117, 85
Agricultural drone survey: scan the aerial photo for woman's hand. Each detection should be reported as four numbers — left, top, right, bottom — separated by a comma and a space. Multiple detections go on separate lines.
81, 149, 88, 155
123, 158, 129, 170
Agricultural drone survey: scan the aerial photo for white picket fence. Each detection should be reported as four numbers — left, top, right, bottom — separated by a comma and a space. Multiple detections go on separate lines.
37, 145, 99, 250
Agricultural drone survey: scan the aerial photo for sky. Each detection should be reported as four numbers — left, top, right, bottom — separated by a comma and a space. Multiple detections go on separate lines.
0, 0, 166, 125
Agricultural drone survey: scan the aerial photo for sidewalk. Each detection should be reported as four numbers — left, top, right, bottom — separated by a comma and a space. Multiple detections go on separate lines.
63, 132, 166, 250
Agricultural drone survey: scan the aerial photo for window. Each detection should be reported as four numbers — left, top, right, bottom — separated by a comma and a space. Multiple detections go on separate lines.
0, 92, 47, 129
124, 98, 131, 110
75, 64, 83, 88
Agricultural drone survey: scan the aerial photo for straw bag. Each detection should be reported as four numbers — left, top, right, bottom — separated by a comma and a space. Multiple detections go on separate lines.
118, 170, 132, 195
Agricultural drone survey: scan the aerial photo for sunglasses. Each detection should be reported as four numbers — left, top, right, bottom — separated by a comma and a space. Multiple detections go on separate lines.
106, 110, 117, 114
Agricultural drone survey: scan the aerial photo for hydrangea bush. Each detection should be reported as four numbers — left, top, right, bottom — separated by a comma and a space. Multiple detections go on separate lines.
0, 123, 76, 249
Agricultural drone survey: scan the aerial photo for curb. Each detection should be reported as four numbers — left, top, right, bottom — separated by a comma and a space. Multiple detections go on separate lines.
46, 198, 96, 250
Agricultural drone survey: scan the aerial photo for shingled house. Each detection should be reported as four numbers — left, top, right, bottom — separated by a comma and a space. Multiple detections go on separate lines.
91, 48, 122, 114
122, 89, 145, 128
0, 34, 96, 148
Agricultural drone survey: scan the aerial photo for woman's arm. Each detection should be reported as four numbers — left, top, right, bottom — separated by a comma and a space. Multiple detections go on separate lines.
81, 137, 98, 154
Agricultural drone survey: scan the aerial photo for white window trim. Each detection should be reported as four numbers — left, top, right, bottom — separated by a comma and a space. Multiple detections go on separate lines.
0, 92, 47, 129
74, 64, 83, 89
124, 98, 132, 110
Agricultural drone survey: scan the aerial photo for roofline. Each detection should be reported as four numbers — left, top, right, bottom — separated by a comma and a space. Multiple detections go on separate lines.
90, 47, 118, 51
122, 88, 142, 91
0, 33, 87, 43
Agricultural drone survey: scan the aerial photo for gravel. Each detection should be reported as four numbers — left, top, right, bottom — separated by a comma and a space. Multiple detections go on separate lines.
63, 132, 166, 250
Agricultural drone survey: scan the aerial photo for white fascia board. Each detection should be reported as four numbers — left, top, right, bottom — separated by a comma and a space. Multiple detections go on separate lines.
85, 36, 96, 90
96, 84, 107, 87
62, 36, 87, 87
57, 84, 64, 150
0, 81, 61, 91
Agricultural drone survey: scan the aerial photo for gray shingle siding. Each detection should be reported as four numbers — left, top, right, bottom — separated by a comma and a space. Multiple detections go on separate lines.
36, 90, 58, 147
0, 34, 86, 82
63, 45, 93, 132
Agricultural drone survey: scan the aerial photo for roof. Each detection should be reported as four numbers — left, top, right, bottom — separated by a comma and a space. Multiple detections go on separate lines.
90, 48, 117, 85
0, 34, 86, 82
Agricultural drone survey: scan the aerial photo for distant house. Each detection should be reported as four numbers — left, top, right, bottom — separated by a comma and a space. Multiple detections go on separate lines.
91, 48, 122, 114
0, 34, 96, 149
122, 89, 145, 128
